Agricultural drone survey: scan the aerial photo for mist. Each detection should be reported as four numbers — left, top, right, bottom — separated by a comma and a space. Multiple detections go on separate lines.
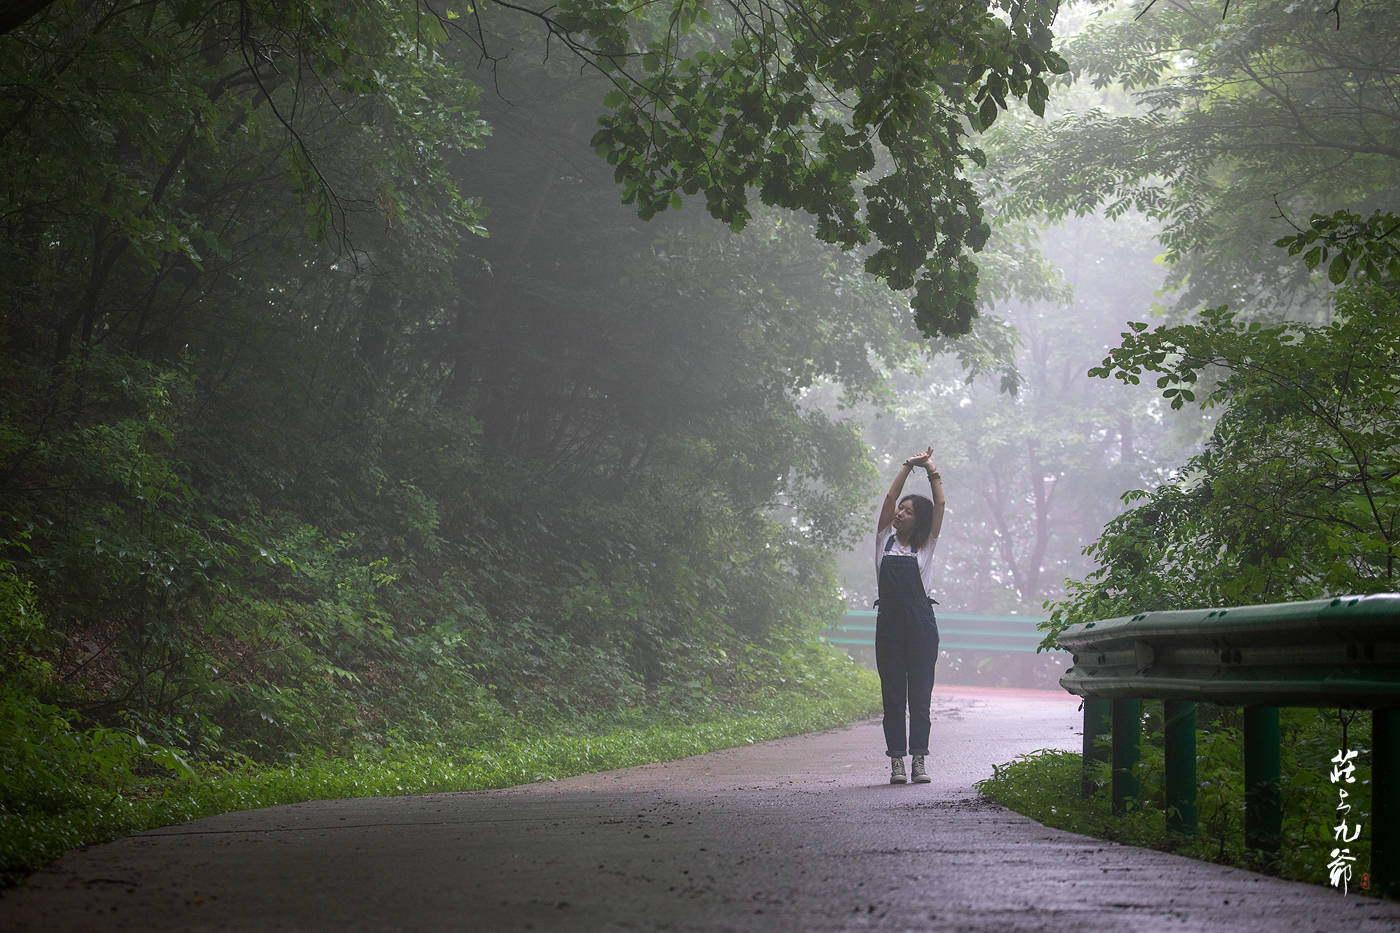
2, 0, 1398, 896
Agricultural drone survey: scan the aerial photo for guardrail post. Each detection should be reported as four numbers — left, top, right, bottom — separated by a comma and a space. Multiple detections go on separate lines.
1243, 705, 1281, 860
1375, 706, 1399, 898
1082, 698, 1111, 798
1164, 699, 1197, 835
1111, 698, 1141, 815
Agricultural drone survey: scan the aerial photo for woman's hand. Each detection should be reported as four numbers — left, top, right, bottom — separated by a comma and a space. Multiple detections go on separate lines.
882, 446, 937, 533
904, 446, 933, 468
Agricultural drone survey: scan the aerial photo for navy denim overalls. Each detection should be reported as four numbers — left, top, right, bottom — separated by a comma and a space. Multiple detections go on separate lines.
875, 533, 940, 757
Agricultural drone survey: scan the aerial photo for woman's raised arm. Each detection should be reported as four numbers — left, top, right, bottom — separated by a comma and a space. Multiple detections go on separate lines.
878, 445, 933, 532
927, 461, 946, 540
877, 461, 913, 532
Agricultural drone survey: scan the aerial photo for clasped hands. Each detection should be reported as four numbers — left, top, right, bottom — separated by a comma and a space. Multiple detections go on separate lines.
903, 446, 936, 473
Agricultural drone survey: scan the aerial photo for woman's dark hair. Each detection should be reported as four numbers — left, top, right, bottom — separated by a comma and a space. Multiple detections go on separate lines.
900, 494, 935, 552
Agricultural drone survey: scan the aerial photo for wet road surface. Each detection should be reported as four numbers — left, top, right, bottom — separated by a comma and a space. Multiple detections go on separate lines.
4, 685, 1398, 931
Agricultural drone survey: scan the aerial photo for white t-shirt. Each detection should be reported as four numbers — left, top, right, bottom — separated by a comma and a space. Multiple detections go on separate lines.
875, 521, 938, 598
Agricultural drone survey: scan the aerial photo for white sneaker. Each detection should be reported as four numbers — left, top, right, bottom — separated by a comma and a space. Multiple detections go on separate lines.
889, 757, 907, 784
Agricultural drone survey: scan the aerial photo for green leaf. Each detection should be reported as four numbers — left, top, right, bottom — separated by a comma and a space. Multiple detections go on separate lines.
978, 97, 998, 130
1327, 253, 1351, 285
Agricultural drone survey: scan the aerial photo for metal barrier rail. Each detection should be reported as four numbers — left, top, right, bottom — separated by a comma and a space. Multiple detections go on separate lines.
824, 611, 1046, 654
1056, 593, 1400, 897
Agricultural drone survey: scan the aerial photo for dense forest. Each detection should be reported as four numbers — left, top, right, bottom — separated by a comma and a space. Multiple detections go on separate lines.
2, 0, 1398, 887
855, 0, 1400, 625
1033, 0, 1400, 629
0, 0, 1066, 864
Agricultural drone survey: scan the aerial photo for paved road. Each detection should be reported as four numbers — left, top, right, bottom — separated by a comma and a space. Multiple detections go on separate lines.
4, 686, 1398, 931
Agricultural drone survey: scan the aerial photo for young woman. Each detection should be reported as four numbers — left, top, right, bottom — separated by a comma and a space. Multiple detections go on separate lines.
874, 446, 946, 784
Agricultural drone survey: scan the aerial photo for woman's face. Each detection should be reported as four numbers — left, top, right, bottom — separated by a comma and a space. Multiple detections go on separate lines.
892, 498, 916, 534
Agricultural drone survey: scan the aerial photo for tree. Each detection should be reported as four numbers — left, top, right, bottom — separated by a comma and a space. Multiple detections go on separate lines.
5, 0, 1069, 342
0, 2, 938, 755
1045, 270, 1400, 642
421, 47, 913, 666
0, 0, 486, 368
997, 0, 1400, 319
840, 209, 1182, 612
427, 0, 1067, 338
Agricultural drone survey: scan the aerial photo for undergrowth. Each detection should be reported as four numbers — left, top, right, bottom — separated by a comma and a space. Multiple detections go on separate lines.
977, 704, 1377, 895
1, 654, 878, 886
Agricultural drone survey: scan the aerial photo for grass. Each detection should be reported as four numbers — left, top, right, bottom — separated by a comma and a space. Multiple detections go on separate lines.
1, 667, 880, 886
977, 709, 1380, 898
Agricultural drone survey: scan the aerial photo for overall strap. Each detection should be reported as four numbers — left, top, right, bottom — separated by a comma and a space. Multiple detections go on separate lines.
878, 533, 938, 607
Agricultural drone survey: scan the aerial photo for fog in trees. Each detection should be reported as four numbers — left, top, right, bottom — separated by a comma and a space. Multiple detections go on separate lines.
834, 209, 1186, 614
2, 1, 1397, 877
5, 1, 1050, 769
840, 0, 1400, 620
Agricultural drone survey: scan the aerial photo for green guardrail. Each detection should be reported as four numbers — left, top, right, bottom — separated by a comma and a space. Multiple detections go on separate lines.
822, 611, 1047, 654
1056, 593, 1400, 898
